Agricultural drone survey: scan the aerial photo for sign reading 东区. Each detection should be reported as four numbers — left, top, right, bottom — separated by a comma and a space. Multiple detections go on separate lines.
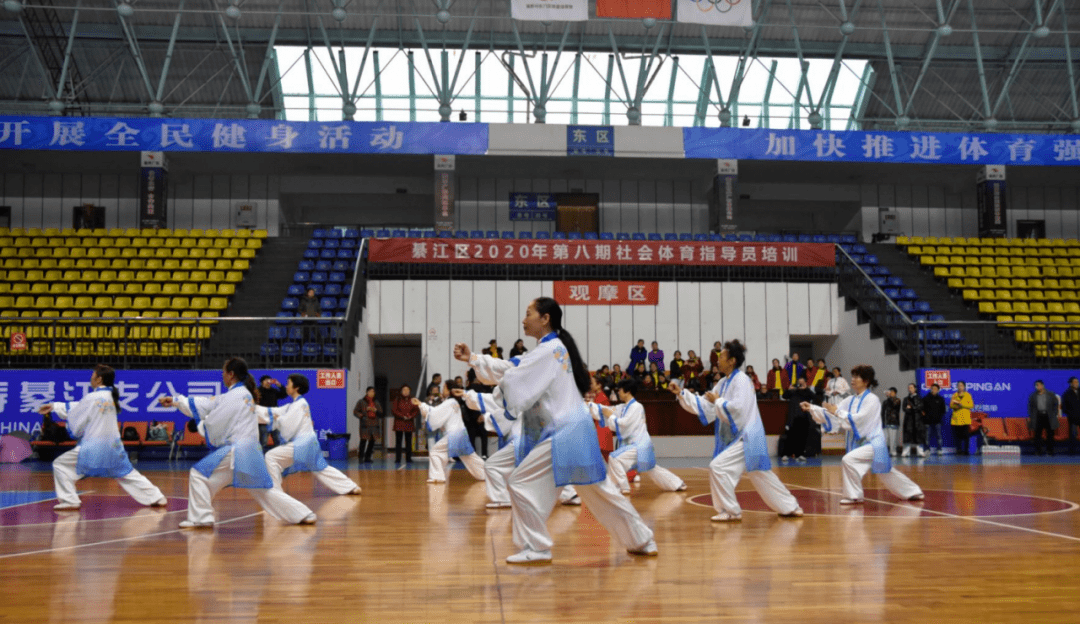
509, 193, 557, 221
567, 125, 614, 156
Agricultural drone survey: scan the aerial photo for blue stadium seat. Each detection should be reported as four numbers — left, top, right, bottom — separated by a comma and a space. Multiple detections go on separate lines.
453, 230, 467, 238
900, 288, 918, 300
928, 329, 945, 340
898, 301, 915, 313
260, 343, 280, 357
486, 231, 500, 239
293, 271, 310, 283
336, 249, 355, 259
340, 239, 358, 249
852, 244, 867, 254
375, 229, 391, 238
275, 311, 294, 325
332, 260, 350, 272
740, 234, 755, 242
438, 231, 453, 238
302, 343, 321, 358
391, 229, 407, 238
693, 234, 708, 241
306, 284, 325, 296
872, 277, 888, 287
911, 314, 928, 322
616, 233, 630, 240
312, 228, 329, 239
782, 234, 799, 243
322, 239, 340, 250
329, 272, 346, 282
631, 233, 646, 241
343, 228, 360, 239
679, 233, 692, 241
324, 284, 342, 296
267, 326, 287, 340
302, 249, 318, 260
502, 231, 515, 239
287, 284, 305, 297
326, 229, 342, 238
599, 232, 614, 240
424, 231, 438, 238
310, 272, 327, 283
471, 230, 485, 239
885, 277, 904, 287
319, 297, 337, 310
307, 239, 323, 249
322, 343, 339, 358
320, 249, 337, 259
407, 230, 423, 238
519, 231, 533, 239
281, 342, 301, 357
722, 234, 737, 242
766, 234, 782, 243
797, 234, 812, 243
812, 235, 827, 243
708, 234, 722, 242
287, 326, 304, 340
649, 233, 663, 241
826, 235, 841, 244
342, 284, 351, 296
360, 229, 375, 238
862, 254, 879, 265
314, 260, 332, 272
568, 232, 582, 240
338, 297, 349, 310
535, 231, 551, 239
584, 232, 599, 240
753, 234, 769, 242
840, 234, 857, 244
297, 260, 314, 272
915, 301, 933, 313
552, 232, 567, 240
884, 288, 901, 299
282, 297, 300, 311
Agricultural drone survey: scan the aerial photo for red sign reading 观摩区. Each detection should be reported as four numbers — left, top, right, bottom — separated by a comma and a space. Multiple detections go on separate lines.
367, 239, 835, 267
554, 281, 658, 306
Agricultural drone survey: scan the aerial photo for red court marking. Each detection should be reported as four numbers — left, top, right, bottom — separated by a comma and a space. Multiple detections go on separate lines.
0, 495, 188, 527
687, 489, 1077, 518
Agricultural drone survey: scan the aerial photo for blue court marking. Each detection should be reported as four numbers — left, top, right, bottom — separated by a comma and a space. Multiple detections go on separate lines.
0, 491, 57, 509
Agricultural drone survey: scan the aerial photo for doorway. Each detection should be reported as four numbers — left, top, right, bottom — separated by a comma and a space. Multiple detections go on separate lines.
372, 336, 424, 457
556, 193, 599, 234
1016, 220, 1045, 239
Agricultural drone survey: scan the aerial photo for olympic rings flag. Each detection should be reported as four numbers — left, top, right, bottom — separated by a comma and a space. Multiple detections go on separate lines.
677, 0, 754, 27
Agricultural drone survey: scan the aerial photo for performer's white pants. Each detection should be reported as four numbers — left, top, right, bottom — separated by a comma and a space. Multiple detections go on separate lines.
428, 436, 486, 482
484, 443, 516, 503
186, 449, 314, 525
52, 446, 164, 506
507, 439, 653, 553
841, 444, 924, 501
264, 443, 359, 495
708, 439, 800, 516
607, 448, 685, 493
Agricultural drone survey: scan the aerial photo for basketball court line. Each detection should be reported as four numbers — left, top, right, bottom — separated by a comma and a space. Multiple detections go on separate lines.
487, 532, 508, 624
0, 511, 265, 560
784, 482, 1080, 544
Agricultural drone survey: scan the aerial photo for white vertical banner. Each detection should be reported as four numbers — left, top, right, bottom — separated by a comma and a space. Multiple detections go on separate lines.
676, 0, 754, 27
510, 0, 588, 22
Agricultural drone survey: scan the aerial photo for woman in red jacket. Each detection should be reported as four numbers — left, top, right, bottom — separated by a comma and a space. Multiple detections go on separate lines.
392, 384, 419, 463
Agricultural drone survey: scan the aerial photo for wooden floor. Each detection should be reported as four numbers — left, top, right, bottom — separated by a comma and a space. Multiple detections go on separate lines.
2, 456, 1080, 624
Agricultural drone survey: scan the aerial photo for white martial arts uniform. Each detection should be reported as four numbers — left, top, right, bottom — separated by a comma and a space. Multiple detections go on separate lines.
417, 399, 487, 483
825, 377, 851, 406
464, 389, 518, 505
590, 400, 685, 494
470, 333, 655, 559
254, 396, 360, 495
48, 388, 166, 508
676, 370, 801, 518
808, 390, 924, 502
173, 384, 315, 526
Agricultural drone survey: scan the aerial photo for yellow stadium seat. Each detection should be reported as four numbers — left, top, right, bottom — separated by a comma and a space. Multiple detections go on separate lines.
224, 271, 243, 283
189, 270, 208, 282
67, 283, 85, 295
122, 283, 141, 296
245, 239, 262, 249
152, 270, 171, 282
163, 259, 180, 271
189, 296, 209, 310
173, 271, 190, 282
180, 283, 198, 295
142, 283, 162, 295
195, 239, 212, 249
216, 284, 235, 296
208, 297, 228, 311
207, 271, 225, 283
47, 283, 67, 295
154, 248, 171, 258
113, 296, 133, 310
189, 248, 206, 258
253, 230, 267, 239
229, 239, 246, 249
29, 283, 48, 295
204, 249, 222, 259
161, 283, 180, 296
204, 229, 220, 238
169, 297, 189, 311
135, 271, 153, 281
214, 260, 232, 271
213, 239, 230, 249
137, 248, 154, 259
172, 248, 190, 259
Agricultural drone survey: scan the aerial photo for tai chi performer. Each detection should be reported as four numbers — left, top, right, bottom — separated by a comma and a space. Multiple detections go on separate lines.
159, 358, 317, 528
801, 365, 924, 504
40, 364, 167, 511
255, 373, 361, 496
673, 340, 803, 522
458, 297, 656, 563
591, 378, 686, 495
413, 384, 486, 484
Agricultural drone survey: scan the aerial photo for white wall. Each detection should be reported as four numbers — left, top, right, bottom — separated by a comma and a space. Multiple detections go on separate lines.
0, 172, 280, 234
365, 280, 839, 383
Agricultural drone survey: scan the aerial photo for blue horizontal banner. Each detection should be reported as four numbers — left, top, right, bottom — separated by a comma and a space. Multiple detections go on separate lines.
0, 116, 489, 155
683, 127, 1080, 166
917, 368, 1076, 418
0, 369, 347, 440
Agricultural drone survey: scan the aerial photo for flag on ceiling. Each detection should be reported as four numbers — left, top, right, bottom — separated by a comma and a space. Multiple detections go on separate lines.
596, 0, 672, 19
676, 0, 754, 27
510, 0, 588, 21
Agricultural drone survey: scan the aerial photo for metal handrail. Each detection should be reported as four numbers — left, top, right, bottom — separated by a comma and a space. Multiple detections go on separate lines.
834, 243, 914, 324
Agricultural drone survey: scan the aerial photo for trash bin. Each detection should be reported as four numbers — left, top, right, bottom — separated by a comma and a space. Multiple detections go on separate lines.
325, 433, 351, 461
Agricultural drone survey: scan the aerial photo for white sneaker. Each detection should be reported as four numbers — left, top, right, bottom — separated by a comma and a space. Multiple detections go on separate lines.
711, 512, 742, 522
486, 501, 511, 509
627, 539, 658, 556
780, 456, 790, 463
796, 456, 807, 463
676, 484, 688, 491
620, 489, 631, 495
348, 487, 362, 495
901, 447, 911, 457
560, 495, 581, 506
150, 498, 168, 507
908, 493, 925, 502
916, 448, 927, 458
179, 520, 213, 529
935, 448, 943, 456
633, 475, 641, 483
779, 507, 804, 518
506, 549, 552, 564
298, 513, 317, 525
53, 503, 81, 511
839, 498, 863, 505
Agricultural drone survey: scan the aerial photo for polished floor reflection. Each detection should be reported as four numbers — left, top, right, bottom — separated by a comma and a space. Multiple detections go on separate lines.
2, 457, 1080, 623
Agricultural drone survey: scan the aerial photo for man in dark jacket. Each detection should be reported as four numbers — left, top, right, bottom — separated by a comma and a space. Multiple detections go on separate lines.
1028, 380, 1061, 456
882, 387, 902, 456
258, 376, 287, 446
780, 379, 816, 462
922, 384, 947, 455
901, 383, 926, 457
1063, 377, 1080, 455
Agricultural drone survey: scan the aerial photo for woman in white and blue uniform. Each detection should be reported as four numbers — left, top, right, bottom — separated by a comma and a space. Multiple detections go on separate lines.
591, 377, 686, 495
255, 373, 361, 496
802, 364, 924, 504
413, 383, 487, 484
457, 297, 656, 563
159, 357, 316, 528
673, 340, 803, 522
39, 364, 167, 511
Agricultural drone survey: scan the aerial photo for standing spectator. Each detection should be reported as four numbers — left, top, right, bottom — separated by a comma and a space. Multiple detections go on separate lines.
709, 341, 723, 370
669, 351, 685, 379
784, 352, 805, 386
780, 379, 816, 462
764, 359, 790, 399
923, 383, 946, 455
453, 376, 464, 394
391, 384, 419, 463
1028, 380, 1060, 456
257, 376, 287, 447
353, 386, 382, 463
509, 339, 527, 358
949, 381, 974, 456
485, 340, 503, 359
298, 288, 320, 317
881, 387, 902, 456
629, 339, 648, 372
425, 385, 444, 408
825, 367, 850, 406
901, 383, 926, 457
744, 365, 763, 395
807, 359, 828, 403
682, 350, 704, 383
464, 370, 489, 459
425, 374, 442, 398
1063, 377, 1080, 455
647, 341, 665, 373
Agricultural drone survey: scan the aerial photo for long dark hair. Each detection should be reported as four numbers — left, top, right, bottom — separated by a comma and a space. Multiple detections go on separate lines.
94, 363, 121, 414
224, 357, 260, 402
532, 297, 590, 394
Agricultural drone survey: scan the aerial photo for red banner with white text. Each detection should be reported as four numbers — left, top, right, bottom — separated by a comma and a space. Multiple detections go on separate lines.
554, 281, 659, 305
367, 238, 835, 267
